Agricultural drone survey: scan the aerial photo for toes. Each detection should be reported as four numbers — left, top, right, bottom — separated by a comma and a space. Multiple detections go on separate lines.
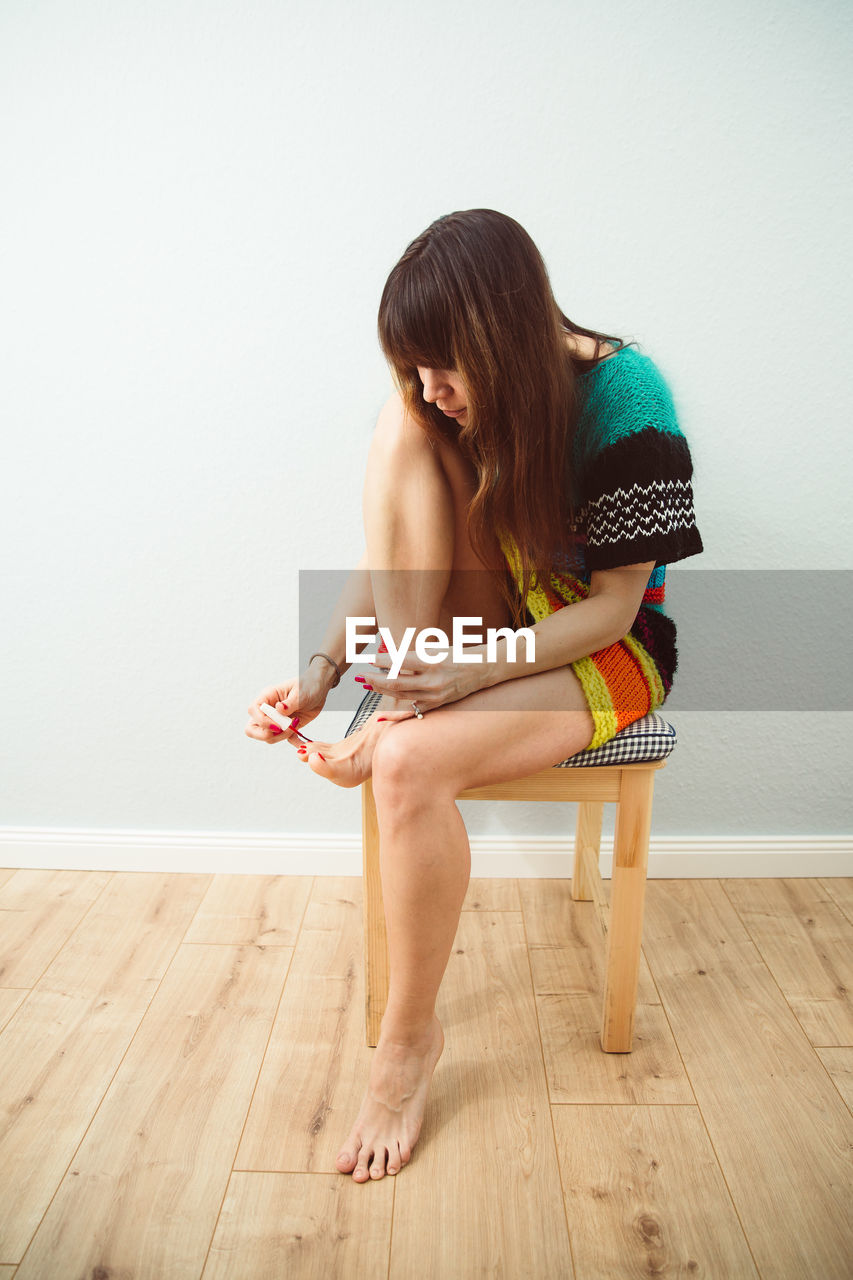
339, 1136, 400, 1182
336, 1144, 357, 1172
353, 1148, 372, 1182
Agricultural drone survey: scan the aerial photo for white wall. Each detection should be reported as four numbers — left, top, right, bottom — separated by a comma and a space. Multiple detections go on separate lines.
3, 0, 852, 863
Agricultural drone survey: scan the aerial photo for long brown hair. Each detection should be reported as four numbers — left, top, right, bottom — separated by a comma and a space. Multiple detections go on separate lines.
378, 209, 626, 623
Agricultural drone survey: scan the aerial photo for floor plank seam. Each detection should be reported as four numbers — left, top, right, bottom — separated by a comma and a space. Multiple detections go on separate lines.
215, 872, 316, 1186
648, 884, 786, 1280
3, 873, 134, 1271
24, 870, 116, 994
549, 1100, 703, 1107
385, 1176, 396, 1280
5, 872, 853, 1277
175, 870, 218, 942
180, 941, 295, 947
0, 995, 32, 1037
199, 1167, 236, 1280
194, 873, 320, 1275
718, 878, 853, 1094
820, 878, 853, 930
198, 935, 302, 1280
231, 1166, 368, 1175
518, 877, 579, 1280
13, 876, 222, 1268
640, 929, 701, 1110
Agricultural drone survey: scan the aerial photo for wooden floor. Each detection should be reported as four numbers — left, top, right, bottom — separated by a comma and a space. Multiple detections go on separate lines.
0, 868, 852, 1278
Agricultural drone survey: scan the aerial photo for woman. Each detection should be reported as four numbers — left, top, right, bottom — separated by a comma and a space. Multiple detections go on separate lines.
245, 209, 703, 1183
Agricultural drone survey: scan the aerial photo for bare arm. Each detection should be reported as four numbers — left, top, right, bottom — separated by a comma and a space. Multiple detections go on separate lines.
481, 562, 656, 688
307, 550, 375, 691
365, 561, 656, 708
246, 551, 375, 744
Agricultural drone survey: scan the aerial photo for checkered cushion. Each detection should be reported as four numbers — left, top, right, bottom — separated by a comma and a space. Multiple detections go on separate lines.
344, 691, 676, 766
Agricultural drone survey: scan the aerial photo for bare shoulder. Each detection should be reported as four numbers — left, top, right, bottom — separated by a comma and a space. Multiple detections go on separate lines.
370, 389, 434, 455
375, 388, 406, 427
562, 331, 618, 361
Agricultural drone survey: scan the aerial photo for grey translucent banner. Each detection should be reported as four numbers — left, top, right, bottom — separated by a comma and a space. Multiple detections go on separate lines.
298, 569, 853, 712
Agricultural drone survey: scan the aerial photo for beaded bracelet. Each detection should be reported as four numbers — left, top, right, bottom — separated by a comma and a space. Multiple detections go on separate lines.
309, 651, 342, 687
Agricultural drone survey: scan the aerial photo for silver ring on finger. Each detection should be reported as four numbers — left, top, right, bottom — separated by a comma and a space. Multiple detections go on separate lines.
411, 701, 424, 719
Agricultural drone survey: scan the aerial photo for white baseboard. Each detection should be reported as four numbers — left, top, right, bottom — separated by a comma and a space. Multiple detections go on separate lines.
1, 828, 851, 878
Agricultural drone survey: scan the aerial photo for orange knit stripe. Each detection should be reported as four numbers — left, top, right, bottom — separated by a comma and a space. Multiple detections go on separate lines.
587, 640, 652, 731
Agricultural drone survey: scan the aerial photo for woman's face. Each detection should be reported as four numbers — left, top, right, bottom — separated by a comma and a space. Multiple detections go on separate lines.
417, 366, 469, 425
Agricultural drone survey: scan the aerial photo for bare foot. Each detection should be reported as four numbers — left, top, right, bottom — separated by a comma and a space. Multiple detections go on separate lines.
296, 699, 412, 788
336, 1015, 445, 1181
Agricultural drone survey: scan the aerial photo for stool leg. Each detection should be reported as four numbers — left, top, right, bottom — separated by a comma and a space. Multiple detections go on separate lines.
362, 779, 389, 1047
572, 801, 603, 901
601, 768, 655, 1053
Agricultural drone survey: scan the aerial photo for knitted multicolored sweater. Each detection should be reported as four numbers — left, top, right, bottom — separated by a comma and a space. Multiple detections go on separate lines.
502, 343, 703, 749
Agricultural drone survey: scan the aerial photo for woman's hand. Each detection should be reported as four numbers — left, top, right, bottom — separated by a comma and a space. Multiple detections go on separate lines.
363, 646, 490, 714
245, 665, 333, 746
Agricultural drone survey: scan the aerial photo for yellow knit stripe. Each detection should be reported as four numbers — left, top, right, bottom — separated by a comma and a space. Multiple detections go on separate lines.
570, 655, 618, 750
500, 531, 655, 751
501, 534, 592, 618
622, 631, 665, 709
549, 570, 585, 606
499, 531, 523, 581
500, 532, 552, 622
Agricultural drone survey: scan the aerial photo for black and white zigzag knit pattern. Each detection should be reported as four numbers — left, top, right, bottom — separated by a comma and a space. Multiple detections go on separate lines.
585, 476, 699, 547
575, 424, 704, 570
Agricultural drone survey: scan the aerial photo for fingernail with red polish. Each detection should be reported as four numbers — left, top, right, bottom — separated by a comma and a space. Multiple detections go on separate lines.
318, 753, 326, 761
363, 685, 374, 692
270, 725, 282, 734
289, 717, 300, 729
354, 675, 366, 683
376, 717, 387, 722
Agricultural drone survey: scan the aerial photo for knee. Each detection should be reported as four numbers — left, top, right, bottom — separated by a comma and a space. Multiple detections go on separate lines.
371, 723, 452, 815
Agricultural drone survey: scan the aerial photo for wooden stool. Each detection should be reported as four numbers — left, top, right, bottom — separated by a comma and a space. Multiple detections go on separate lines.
346, 697, 676, 1054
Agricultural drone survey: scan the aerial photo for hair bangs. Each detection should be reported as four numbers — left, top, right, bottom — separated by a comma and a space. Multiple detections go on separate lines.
379, 255, 456, 376
376, 210, 626, 621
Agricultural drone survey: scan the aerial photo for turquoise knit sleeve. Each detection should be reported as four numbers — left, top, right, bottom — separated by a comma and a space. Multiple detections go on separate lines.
573, 348, 703, 570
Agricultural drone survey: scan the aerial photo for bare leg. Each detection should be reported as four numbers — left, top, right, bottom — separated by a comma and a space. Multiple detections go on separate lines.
319, 396, 594, 1180
298, 395, 513, 786
335, 666, 595, 1181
